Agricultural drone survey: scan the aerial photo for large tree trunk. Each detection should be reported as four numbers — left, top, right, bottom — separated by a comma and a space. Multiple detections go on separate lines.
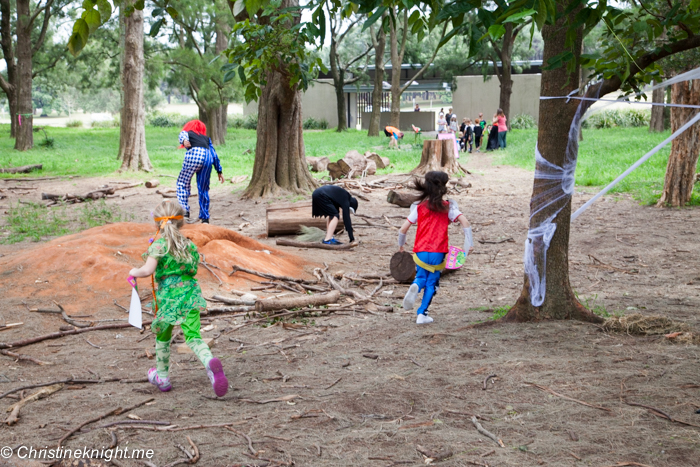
14, 0, 33, 151
367, 22, 386, 137
505, 3, 601, 324
118, 2, 151, 171
0, 0, 17, 138
656, 79, 700, 207
389, 17, 401, 128
649, 81, 665, 132
243, 69, 317, 198
329, 37, 347, 132
206, 20, 229, 146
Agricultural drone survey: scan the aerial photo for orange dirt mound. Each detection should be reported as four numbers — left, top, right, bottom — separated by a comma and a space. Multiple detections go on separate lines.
0, 223, 309, 314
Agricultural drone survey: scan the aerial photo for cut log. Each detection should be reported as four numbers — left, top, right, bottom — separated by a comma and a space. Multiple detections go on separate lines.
276, 238, 358, 250
365, 152, 390, 169
411, 139, 461, 176
342, 150, 369, 178
327, 162, 345, 180
364, 160, 377, 176
255, 290, 340, 312
145, 180, 160, 188
306, 156, 330, 172
390, 251, 416, 283
0, 164, 42, 174
387, 190, 420, 208
266, 201, 345, 237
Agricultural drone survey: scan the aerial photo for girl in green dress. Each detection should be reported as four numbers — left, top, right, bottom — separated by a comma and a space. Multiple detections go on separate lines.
129, 200, 228, 396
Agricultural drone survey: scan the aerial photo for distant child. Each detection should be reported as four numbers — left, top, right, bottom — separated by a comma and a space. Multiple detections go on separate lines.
473, 118, 483, 152
449, 115, 459, 133
437, 114, 447, 133
384, 125, 404, 149
398, 171, 474, 324
129, 200, 228, 396
177, 120, 225, 224
459, 118, 468, 151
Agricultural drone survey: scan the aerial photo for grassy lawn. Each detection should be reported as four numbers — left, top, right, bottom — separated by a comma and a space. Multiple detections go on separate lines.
496, 127, 699, 205
0, 125, 426, 180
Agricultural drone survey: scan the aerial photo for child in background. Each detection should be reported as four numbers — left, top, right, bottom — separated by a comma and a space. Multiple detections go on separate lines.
473, 118, 483, 152
398, 171, 474, 324
437, 113, 447, 133
459, 118, 468, 151
129, 201, 228, 396
465, 118, 474, 153
177, 120, 225, 224
449, 115, 459, 133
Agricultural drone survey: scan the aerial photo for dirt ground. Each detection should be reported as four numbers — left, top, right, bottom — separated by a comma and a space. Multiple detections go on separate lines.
0, 152, 699, 467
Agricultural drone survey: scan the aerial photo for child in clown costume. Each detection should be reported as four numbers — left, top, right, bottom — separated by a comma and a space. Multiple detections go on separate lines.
128, 200, 228, 396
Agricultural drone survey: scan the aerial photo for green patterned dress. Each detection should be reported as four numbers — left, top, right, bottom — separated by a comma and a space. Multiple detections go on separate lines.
143, 238, 207, 335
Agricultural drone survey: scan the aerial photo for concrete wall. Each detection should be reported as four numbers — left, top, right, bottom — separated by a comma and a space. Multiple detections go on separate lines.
243, 79, 339, 128
360, 111, 436, 132
452, 74, 541, 123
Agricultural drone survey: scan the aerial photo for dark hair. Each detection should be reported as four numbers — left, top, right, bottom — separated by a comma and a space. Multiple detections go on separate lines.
414, 171, 449, 212
497, 108, 504, 116
349, 197, 358, 213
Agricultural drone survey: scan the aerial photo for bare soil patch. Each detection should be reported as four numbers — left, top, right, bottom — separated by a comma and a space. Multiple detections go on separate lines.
0, 153, 699, 467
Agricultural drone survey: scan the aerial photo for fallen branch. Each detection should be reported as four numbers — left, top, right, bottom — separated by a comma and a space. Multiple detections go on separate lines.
255, 291, 340, 312
0, 377, 146, 401
0, 164, 42, 174
114, 421, 248, 432
276, 238, 359, 250
238, 394, 299, 405
227, 427, 256, 455
5, 383, 63, 425
471, 416, 505, 448
0, 321, 152, 350
477, 237, 515, 244
0, 322, 24, 332
624, 400, 700, 428
0, 349, 53, 366
416, 445, 453, 462
230, 265, 313, 284
483, 374, 497, 390
212, 295, 256, 306
58, 398, 154, 446
526, 382, 612, 412
206, 305, 255, 315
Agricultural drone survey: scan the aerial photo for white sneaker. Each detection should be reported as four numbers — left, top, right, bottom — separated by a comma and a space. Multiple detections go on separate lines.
416, 314, 434, 324
403, 284, 419, 311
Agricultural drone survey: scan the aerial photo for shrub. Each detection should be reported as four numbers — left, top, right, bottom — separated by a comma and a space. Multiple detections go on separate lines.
227, 115, 245, 128
91, 118, 119, 128
243, 113, 258, 130
66, 119, 83, 128
510, 114, 537, 130
584, 109, 651, 129
303, 117, 329, 130
146, 111, 195, 128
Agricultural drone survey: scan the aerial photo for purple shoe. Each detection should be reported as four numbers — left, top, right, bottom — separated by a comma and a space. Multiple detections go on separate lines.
148, 368, 172, 392
206, 358, 228, 397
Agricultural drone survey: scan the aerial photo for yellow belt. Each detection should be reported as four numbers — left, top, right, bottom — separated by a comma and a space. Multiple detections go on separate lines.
412, 253, 446, 273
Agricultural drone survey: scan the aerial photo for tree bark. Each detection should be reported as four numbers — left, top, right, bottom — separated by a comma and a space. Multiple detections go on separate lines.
389, 11, 407, 128
649, 81, 665, 132
118, 2, 152, 171
656, 79, 700, 207
505, 3, 601, 324
493, 23, 516, 131
329, 36, 347, 132
14, 0, 33, 150
410, 139, 460, 176
367, 19, 386, 137
0, 0, 17, 138
207, 20, 229, 146
255, 290, 341, 312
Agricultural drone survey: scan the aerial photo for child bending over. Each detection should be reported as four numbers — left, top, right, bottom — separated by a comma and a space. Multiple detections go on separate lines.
129, 201, 228, 396
398, 171, 474, 324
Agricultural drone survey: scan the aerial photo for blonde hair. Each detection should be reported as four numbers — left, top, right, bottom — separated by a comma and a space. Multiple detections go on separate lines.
152, 201, 192, 263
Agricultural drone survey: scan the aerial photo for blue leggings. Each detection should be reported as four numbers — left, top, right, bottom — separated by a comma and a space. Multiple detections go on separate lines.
176, 153, 213, 220
413, 252, 445, 315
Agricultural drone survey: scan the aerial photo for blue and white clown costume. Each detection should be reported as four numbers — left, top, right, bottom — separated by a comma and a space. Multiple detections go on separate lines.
177, 128, 223, 222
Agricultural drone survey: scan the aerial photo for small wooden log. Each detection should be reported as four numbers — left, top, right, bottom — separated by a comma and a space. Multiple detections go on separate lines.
0, 164, 42, 174
266, 201, 344, 237
387, 190, 420, 208
327, 162, 345, 180
365, 152, 390, 169
390, 251, 416, 283
276, 238, 358, 250
145, 180, 160, 188
255, 290, 340, 312
306, 156, 330, 172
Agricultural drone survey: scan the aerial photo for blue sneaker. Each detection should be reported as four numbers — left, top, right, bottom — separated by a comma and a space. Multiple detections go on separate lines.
322, 238, 343, 245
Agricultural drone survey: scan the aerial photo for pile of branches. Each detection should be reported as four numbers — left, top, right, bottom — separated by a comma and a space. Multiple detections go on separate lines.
41, 183, 141, 206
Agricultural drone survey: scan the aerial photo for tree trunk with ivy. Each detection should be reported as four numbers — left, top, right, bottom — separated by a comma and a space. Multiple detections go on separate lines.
118, 1, 151, 171
14, 0, 34, 150
504, 3, 602, 324
656, 79, 700, 207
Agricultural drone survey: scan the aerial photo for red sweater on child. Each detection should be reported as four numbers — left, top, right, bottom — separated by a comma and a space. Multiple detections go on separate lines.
407, 200, 463, 253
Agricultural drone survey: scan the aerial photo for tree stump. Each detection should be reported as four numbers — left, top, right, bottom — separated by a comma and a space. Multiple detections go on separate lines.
390, 251, 416, 283
307, 156, 330, 172
387, 190, 420, 208
266, 201, 345, 236
411, 139, 461, 176
327, 162, 345, 180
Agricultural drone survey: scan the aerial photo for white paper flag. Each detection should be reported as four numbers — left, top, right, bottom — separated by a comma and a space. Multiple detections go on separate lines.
127, 277, 142, 329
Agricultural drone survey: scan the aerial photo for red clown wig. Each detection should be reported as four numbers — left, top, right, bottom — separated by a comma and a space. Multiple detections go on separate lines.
179, 120, 207, 148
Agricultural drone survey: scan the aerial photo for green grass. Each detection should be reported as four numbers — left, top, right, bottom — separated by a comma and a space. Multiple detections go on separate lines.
3, 199, 133, 244
0, 125, 429, 181
497, 127, 700, 205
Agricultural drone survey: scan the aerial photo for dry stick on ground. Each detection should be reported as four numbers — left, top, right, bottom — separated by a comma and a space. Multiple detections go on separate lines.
624, 400, 700, 428
227, 427, 256, 455
255, 291, 340, 312
416, 445, 453, 462
0, 378, 146, 401
230, 265, 315, 284
0, 349, 53, 366
321, 270, 369, 301
471, 416, 505, 448
58, 397, 155, 447
238, 394, 300, 405
477, 237, 515, 244
275, 238, 359, 250
115, 421, 248, 432
0, 321, 152, 350
95, 420, 172, 430
5, 383, 63, 425
483, 374, 497, 390
526, 382, 612, 412
212, 295, 256, 306
200, 261, 223, 286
